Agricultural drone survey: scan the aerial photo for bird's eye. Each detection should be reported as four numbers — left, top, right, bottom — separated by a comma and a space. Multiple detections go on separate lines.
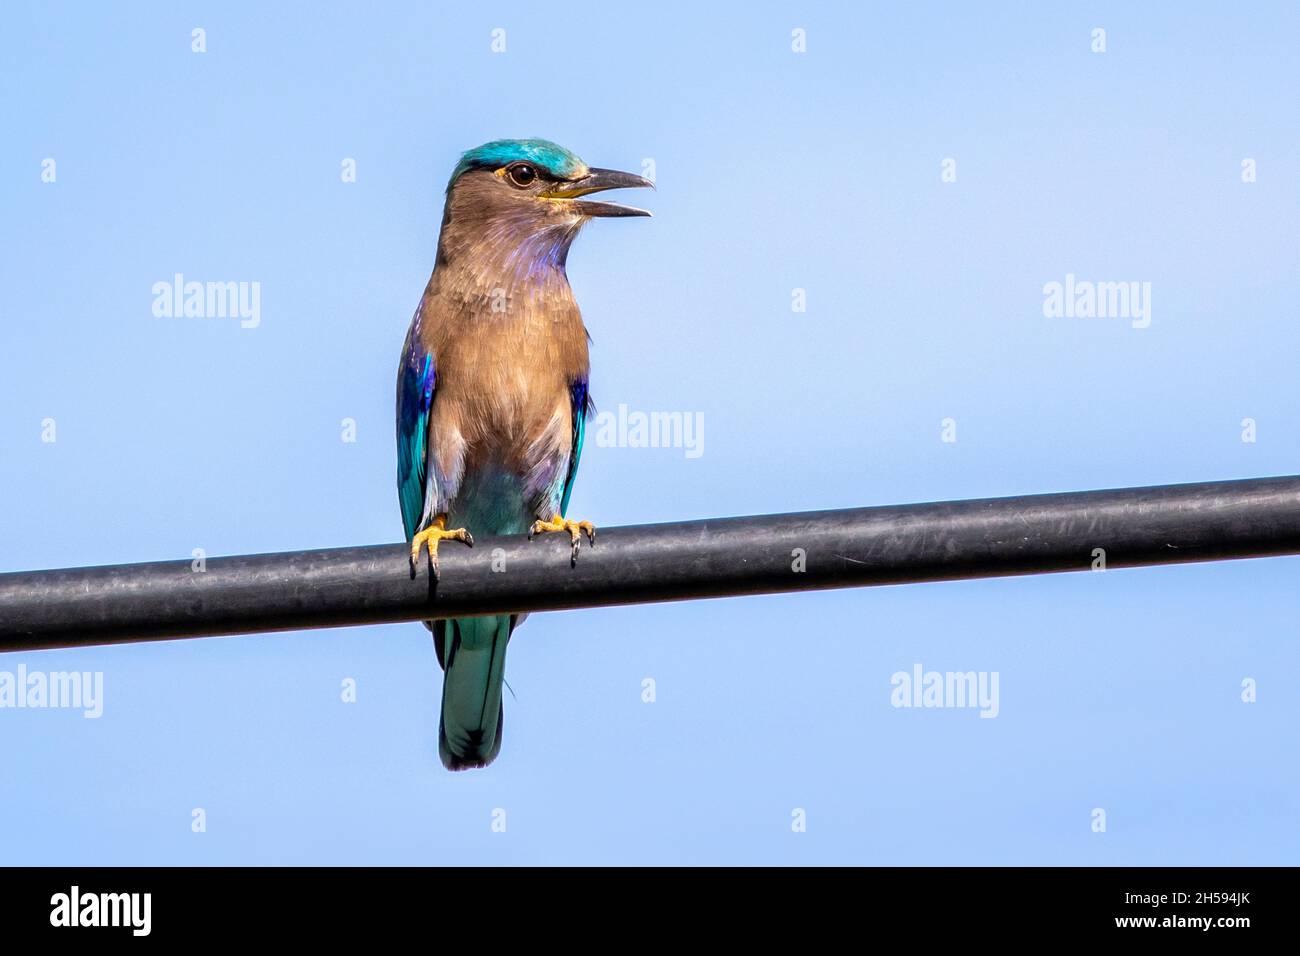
506, 163, 537, 187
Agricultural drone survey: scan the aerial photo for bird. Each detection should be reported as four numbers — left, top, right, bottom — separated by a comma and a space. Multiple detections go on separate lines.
396, 139, 652, 770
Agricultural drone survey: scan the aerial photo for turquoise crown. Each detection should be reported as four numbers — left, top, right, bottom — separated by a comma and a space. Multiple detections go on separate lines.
450, 139, 588, 185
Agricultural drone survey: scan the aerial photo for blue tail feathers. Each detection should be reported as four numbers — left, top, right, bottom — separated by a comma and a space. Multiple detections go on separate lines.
433, 614, 514, 770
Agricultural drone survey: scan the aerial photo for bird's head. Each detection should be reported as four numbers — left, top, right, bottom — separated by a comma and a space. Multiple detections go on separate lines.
436, 139, 653, 278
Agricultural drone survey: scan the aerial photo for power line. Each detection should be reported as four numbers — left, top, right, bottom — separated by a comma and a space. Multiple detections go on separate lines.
3, 475, 1299, 652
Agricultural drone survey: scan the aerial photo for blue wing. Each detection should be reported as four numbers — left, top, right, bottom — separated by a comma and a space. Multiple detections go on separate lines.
397, 349, 436, 539
560, 379, 591, 518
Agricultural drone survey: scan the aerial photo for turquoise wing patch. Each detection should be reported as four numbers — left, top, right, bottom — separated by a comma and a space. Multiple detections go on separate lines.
560, 380, 591, 518
397, 351, 436, 539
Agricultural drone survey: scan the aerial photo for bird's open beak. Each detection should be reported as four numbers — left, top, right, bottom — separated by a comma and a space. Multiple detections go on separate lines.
543, 168, 654, 217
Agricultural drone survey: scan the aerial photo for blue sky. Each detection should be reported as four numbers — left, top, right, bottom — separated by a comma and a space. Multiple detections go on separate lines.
1, 1, 1297, 864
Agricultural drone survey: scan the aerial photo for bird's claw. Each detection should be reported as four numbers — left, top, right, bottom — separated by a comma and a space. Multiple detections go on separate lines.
409, 520, 473, 581
529, 516, 596, 566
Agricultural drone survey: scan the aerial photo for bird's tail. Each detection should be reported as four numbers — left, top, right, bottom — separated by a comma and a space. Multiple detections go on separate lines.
431, 614, 514, 771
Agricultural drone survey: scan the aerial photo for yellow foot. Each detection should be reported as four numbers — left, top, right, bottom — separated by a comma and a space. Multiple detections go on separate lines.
529, 514, 596, 565
410, 515, 473, 580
